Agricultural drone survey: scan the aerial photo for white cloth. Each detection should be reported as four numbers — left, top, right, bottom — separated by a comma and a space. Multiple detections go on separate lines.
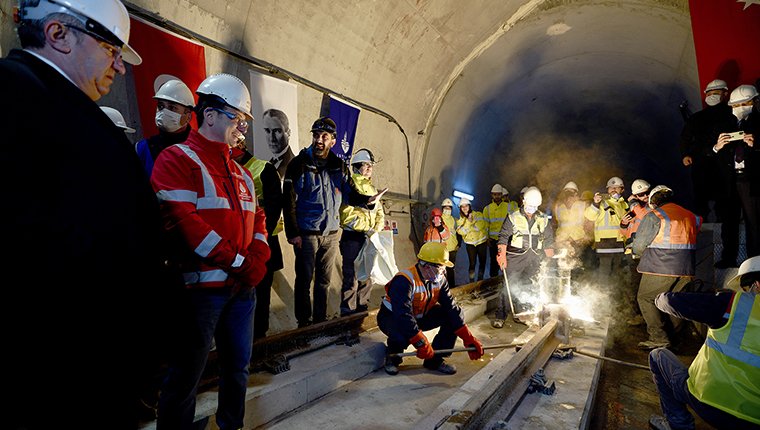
355, 230, 399, 284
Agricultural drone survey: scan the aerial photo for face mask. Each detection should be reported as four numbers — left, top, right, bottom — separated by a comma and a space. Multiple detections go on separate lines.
733, 105, 752, 121
156, 109, 183, 132
524, 205, 538, 214
442, 208, 452, 216
705, 94, 722, 106
611, 193, 621, 200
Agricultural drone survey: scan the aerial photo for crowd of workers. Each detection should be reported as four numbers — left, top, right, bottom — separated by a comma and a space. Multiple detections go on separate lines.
1, 1, 757, 429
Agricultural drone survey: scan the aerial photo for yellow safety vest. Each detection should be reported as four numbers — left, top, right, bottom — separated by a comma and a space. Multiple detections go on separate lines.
456, 211, 488, 246
442, 213, 459, 252
554, 200, 587, 242
584, 197, 627, 242
507, 211, 548, 252
243, 157, 283, 235
687, 292, 760, 424
483, 202, 509, 239
505, 200, 519, 214
340, 173, 385, 233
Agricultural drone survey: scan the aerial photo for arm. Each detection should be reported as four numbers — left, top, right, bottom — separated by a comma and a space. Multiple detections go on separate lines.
282, 159, 300, 241
260, 162, 283, 236
655, 291, 734, 329
631, 212, 659, 256
387, 273, 423, 341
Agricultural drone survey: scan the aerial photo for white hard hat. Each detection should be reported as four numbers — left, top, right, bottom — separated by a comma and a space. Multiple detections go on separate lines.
726, 256, 760, 291
350, 148, 375, 165
523, 187, 542, 206
606, 176, 624, 188
196, 73, 253, 120
100, 106, 135, 133
520, 186, 529, 194
491, 184, 503, 193
20, 0, 141, 65
631, 179, 651, 195
459, 198, 471, 207
502, 187, 509, 195
648, 185, 672, 201
154, 77, 195, 108
728, 84, 759, 105
441, 198, 454, 207
563, 181, 579, 192
703, 79, 728, 93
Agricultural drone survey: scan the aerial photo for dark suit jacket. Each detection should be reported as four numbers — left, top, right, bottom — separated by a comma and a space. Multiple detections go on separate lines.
0, 49, 171, 428
271, 146, 295, 179
710, 110, 760, 197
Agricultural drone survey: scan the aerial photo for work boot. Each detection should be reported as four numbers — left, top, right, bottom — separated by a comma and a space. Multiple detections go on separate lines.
638, 340, 670, 350
423, 359, 457, 375
491, 319, 504, 329
384, 356, 401, 375
648, 415, 672, 430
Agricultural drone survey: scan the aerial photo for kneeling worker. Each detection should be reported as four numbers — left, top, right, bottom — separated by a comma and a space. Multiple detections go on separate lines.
378, 242, 485, 375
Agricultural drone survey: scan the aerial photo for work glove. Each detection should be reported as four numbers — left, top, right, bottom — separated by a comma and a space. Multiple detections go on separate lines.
455, 325, 484, 360
409, 331, 434, 360
496, 244, 507, 269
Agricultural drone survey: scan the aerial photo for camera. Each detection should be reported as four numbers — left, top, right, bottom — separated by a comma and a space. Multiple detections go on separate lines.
726, 131, 745, 141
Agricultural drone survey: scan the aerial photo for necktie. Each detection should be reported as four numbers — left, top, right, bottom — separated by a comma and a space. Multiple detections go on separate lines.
735, 120, 744, 163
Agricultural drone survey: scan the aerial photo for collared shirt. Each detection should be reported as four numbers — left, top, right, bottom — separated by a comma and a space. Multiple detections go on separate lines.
23, 49, 76, 86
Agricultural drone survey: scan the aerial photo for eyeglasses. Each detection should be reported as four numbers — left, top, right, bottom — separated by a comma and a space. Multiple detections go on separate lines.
211, 108, 249, 131
634, 192, 648, 198
64, 24, 122, 61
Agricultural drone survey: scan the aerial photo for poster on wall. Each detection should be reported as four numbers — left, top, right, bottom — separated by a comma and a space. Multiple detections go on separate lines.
327, 95, 361, 162
128, 18, 207, 138
249, 71, 300, 179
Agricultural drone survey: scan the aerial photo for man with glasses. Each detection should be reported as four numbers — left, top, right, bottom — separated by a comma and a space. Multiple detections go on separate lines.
0, 1, 168, 428
151, 73, 271, 430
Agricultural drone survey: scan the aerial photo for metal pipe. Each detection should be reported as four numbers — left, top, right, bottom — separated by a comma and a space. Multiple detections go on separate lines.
389, 342, 522, 358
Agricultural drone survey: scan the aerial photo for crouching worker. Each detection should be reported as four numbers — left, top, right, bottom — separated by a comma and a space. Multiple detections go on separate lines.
647, 255, 760, 430
378, 242, 485, 375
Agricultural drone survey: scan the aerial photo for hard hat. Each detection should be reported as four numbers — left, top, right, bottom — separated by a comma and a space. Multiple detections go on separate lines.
520, 186, 529, 194
310, 117, 337, 134
703, 79, 728, 93
154, 78, 195, 108
523, 186, 542, 206
728, 84, 759, 105
351, 148, 375, 165
19, 0, 141, 65
431, 207, 442, 217
648, 185, 672, 201
491, 184, 503, 193
563, 181, 579, 192
631, 179, 651, 195
417, 242, 454, 267
726, 256, 760, 291
459, 198, 471, 207
196, 73, 252, 120
606, 176, 624, 188
441, 198, 454, 207
100, 106, 135, 133
502, 187, 509, 195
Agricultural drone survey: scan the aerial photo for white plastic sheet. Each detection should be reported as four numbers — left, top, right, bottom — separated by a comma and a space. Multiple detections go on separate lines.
354, 230, 399, 285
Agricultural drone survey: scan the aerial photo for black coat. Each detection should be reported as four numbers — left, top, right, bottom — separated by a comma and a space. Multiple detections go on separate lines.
0, 50, 173, 428
710, 110, 760, 197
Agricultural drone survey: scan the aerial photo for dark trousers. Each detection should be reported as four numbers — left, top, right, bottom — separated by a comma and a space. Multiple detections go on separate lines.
495, 251, 541, 320
377, 304, 458, 367
637, 274, 691, 344
253, 269, 274, 340
649, 348, 759, 430
293, 233, 340, 325
339, 230, 371, 315
158, 288, 255, 430
718, 176, 760, 263
487, 238, 501, 277
446, 248, 458, 287
465, 242, 487, 282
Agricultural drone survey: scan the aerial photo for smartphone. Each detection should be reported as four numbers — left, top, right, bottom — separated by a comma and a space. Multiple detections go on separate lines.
726, 131, 745, 141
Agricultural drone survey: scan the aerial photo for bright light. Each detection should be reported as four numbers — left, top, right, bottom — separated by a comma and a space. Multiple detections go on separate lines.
453, 190, 474, 201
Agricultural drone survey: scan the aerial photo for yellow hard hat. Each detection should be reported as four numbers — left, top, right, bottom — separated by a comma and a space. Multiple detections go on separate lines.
417, 242, 454, 267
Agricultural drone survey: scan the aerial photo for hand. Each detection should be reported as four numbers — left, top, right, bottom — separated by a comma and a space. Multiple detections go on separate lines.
232, 250, 269, 288
288, 236, 302, 248
682, 156, 692, 166
593, 193, 602, 204
544, 248, 555, 258
410, 331, 434, 360
368, 187, 389, 205
496, 244, 507, 269
745, 133, 754, 148
716, 133, 731, 150
454, 325, 484, 360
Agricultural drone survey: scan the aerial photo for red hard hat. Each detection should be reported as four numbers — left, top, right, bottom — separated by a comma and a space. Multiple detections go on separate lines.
431, 208, 442, 217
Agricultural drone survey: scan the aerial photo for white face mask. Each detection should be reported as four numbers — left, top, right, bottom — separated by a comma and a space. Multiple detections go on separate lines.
442, 208, 452, 216
732, 105, 752, 121
705, 94, 722, 106
524, 205, 538, 214
155, 109, 183, 132
611, 193, 621, 200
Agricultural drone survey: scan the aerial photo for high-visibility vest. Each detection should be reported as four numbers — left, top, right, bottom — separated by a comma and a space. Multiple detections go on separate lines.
637, 203, 701, 276
687, 292, 760, 424
505, 200, 519, 214
483, 202, 509, 239
382, 266, 441, 318
424, 224, 451, 244
441, 213, 459, 252
584, 196, 628, 242
507, 211, 549, 252
554, 200, 587, 242
243, 158, 266, 201
340, 173, 385, 233
456, 211, 488, 246
623, 202, 651, 240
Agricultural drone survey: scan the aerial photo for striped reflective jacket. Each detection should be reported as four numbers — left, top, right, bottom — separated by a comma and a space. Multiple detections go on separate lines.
637, 203, 701, 276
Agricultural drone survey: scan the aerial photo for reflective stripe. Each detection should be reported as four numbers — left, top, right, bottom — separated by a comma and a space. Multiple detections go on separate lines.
382, 298, 392, 311
182, 269, 229, 285
198, 196, 230, 210
177, 144, 219, 199
233, 161, 256, 214
254, 232, 267, 243
597, 247, 624, 253
231, 253, 245, 268
704, 294, 760, 367
195, 230, 222, 258
156, 189, 197, 203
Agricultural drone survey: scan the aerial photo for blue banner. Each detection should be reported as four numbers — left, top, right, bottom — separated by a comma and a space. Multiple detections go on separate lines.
328, 95, 361, 162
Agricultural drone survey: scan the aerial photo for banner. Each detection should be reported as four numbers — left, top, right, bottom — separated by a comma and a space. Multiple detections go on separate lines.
688, 0, 760, 95
128, 18, 206, 138
249, 70, 300, 179
327, 95, 361, 162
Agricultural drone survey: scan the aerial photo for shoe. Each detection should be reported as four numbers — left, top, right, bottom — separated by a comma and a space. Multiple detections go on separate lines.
714, 259, 737, 269
297, 320, 312, 328
491, 319, 504, 328
638, 340, 670, 350
423, 359, 457, 375
648, 414, 672, 430
384, 357, 401, 375
627, 315, 645, 326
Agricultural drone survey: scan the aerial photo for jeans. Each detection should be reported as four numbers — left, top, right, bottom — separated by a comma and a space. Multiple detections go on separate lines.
157, 288, 255, 430
293, 232, 340, 325
649, 348, 759, 430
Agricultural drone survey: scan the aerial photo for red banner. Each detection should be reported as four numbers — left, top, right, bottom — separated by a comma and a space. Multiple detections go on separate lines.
128, 18, 207, 138
688, 0, 760, 95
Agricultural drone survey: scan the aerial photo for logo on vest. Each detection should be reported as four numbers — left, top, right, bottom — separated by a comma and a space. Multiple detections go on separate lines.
238, 182, 252, 202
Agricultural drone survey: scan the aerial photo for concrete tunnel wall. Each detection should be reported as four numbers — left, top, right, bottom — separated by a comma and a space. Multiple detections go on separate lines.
0, 0, 702, 333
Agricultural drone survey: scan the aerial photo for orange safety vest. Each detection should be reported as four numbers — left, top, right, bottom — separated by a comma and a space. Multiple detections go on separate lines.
424, 225, 451, 244
382, 266, 440, 318
637, 203, 701, 276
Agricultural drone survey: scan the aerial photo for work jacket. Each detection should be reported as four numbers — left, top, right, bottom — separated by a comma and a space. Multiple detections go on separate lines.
636, 203, 701, 277
584, 196, 628, 251
424, 222, 451, 244
442, 212, 459, 252
456, 211, 488, 246
554, 200, 587, 243
340, 173, 384, 233
499, 209, 554, 256
152, 129, 268, 288
382, 264, 465, 341
483, 201, 509, 239
688, 292, 760, 424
